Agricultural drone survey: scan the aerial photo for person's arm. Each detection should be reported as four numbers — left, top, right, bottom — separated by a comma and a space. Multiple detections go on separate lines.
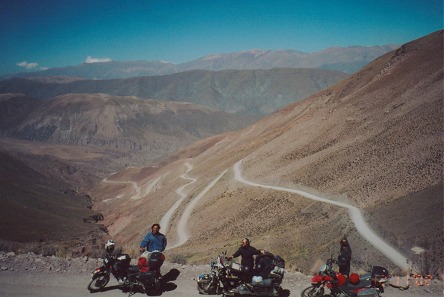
139, 233, 150, 252
231, 248, 242, 259
162, 235, 167, 251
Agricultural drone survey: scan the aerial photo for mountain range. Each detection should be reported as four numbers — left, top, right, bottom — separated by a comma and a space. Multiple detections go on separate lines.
0, 68, 348, 116
0, 30, 441, 276
86, 30, 443, 274
3, 45, 398, 80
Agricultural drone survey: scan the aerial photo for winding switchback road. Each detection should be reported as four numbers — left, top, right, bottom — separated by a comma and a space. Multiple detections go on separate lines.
160, 162, 196, 234
158, 161, 227, 249
167, 169, 228, 249
101, 174, 165, 202
233, 159, 410, 271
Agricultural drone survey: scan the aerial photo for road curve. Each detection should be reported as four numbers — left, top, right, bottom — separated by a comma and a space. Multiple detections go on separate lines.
167, 169, 228, 250
233, 159, 410, 271
160, 162, 196, 234
101, 177, 139, 202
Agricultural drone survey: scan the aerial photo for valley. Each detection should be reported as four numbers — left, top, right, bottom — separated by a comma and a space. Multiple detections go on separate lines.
0, 31, 442, 279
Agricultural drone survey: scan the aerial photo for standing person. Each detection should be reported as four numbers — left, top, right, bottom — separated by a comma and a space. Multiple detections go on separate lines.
228, 238, 262, 282
139, 223, 167, 254
337, 236, 352, 277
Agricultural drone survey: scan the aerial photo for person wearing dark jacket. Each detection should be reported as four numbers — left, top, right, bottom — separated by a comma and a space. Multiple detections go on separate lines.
228, 238, 262, 282
337, 236, 352, 277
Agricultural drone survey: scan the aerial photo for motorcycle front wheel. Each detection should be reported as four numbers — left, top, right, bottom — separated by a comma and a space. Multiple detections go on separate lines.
87, 273, 110, 292
301, 285, 325, 297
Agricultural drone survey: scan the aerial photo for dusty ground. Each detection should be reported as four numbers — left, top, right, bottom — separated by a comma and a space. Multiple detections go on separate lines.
0, 252, 442, 297
0, 265, 442, 297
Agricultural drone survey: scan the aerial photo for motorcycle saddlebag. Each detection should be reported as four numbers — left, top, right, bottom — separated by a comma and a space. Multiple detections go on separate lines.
138, 271, 157, 283
357, 288, 379, 297
371, 266, 389, 279
269, 266, 285, 279
251, 280, 277, 296
251, 277, 273, 287
148, 252, 165, 269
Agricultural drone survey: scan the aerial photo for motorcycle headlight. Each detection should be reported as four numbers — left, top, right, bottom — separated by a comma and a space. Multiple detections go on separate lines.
91, 268, 99, 276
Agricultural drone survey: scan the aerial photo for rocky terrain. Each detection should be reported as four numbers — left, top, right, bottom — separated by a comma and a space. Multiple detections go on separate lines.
86, 30, 443, 276
0, 30, 442, 287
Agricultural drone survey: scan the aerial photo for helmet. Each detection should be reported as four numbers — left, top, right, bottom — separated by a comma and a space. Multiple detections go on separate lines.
340, 236, 348, 247
105, 239, 115, 253
349, 273, 360, 284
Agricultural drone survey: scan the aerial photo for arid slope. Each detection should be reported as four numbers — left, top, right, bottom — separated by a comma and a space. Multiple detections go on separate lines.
88, 31, 443, 274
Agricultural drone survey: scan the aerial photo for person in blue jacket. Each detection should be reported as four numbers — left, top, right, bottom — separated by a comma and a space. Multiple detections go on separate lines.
139, 223, 167, 253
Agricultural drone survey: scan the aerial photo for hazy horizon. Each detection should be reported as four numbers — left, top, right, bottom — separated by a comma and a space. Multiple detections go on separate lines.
1, 0, 442, 76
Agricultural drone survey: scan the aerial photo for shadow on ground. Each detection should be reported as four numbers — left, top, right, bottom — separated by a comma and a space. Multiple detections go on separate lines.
162, 268, 180, 292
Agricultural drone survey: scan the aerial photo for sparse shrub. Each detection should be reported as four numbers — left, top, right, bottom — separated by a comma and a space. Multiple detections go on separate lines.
411, 238, 444, 279
41, 245, 56, 257
23, 242, 41, 255
170, 254, 187, 265
0, 239, 20, 252
89, 248, 105, 259
55, 248, 71, 258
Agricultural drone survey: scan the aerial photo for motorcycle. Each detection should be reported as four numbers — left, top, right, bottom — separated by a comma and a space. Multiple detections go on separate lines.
87, 250, 165, 296
301, 256, 390, 297
196, 251, 285, 297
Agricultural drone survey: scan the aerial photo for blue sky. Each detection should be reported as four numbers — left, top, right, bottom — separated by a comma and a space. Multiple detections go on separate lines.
0, 0, 442, 76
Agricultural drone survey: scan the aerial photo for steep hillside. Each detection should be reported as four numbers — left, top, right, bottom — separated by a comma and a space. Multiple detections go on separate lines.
0, 149, 107, 252
0, 68, 348, 116
87, 31, 442, 274
0, 94, 42, 135
0, 93, 253, 252
7, 93, 252, 167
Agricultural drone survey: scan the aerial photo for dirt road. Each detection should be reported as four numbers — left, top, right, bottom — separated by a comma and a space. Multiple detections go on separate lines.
233, 160, 410, 271
0, 266, 441, 297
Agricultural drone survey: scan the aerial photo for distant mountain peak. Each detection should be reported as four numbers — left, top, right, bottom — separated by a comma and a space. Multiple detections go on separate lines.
4, 45, 400, 80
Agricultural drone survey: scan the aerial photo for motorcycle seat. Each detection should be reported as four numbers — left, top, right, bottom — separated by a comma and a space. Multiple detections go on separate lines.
128, 265, 140, 274
342, 278, 371, 291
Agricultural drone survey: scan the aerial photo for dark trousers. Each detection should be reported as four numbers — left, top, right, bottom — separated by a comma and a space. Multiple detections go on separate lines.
339, 263, 350, 277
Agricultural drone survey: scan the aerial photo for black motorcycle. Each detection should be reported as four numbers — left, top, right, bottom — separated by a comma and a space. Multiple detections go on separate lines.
87, 251, 165, 296
197, 251, 285, 297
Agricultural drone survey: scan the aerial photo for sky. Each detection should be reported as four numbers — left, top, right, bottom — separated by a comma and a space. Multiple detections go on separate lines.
0, 0, 442, 76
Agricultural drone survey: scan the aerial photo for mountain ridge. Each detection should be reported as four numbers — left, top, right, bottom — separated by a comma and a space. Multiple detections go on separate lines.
0, 31, 441, 277
2, 45, 399, 80
86, 30, 443, 274
0, 68, 348, 116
